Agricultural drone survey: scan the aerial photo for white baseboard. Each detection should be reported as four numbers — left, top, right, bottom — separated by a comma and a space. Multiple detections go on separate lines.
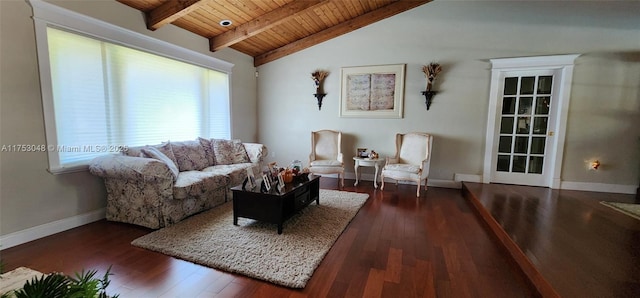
560, 181, 638, 194
454, 173, 483, 183
343, 171, 462, 189
427, 179, 461, 189
449, 173, 636, 195
381, 178, 461, 189
0, 208, 105, 250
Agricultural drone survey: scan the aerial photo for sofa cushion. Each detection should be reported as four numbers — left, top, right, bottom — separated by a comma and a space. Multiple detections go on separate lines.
202, 163, 256, 187
173, 171, 230, 200
171, 140, 209, 171
212, 139, 250, 165
141, 146, 179, 179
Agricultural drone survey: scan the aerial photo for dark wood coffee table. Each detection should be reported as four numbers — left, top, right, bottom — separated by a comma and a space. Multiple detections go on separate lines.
231, 174, 320, 234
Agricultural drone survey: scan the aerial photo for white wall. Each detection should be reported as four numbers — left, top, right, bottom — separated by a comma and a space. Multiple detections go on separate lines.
0, 0, 257, 244
256, 1, 640, 190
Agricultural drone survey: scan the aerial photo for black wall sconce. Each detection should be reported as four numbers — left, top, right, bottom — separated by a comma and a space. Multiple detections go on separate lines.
421, 63, 442, 110
311, 70, 328, 110
313, 93, 326, 110
421, 90, 437, 110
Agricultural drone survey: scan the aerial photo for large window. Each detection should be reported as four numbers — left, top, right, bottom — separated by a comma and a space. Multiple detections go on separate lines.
31, 0, 233, 173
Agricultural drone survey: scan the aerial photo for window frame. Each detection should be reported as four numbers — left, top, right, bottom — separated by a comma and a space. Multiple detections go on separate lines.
30, 0, 234, 174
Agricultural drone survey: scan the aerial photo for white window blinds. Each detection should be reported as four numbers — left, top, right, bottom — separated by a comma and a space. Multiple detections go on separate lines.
45, 27, 230, 171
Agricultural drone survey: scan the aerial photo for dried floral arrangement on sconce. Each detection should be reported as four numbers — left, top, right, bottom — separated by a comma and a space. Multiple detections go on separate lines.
311, 70, 329, 110
421, 62, 442, 110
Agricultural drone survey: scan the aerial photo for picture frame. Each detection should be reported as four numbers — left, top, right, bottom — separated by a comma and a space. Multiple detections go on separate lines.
246, 167, 256, 189
278, 172, 284, 186
340, 64, 405, 118
262, 173, 271, 192
357, 148, 368, 158
277, 172, 285, 192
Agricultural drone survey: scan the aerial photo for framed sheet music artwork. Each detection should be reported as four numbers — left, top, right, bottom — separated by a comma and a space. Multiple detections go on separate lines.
339, 64, 406, 118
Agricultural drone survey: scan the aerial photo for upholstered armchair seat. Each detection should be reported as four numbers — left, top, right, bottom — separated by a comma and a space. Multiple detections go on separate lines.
383, 163, 421, 174
310, 160, 343, 167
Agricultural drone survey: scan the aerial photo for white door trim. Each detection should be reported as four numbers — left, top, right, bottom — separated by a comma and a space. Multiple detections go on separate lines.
483, 54, 580, 188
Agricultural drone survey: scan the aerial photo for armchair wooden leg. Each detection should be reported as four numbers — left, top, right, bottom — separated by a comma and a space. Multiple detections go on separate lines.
416, 179, 421, 197
340, 174, 344, 187
380, 174, 385, 190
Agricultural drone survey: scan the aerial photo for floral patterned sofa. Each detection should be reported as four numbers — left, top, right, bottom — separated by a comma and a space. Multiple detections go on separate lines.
89, 138, 267, 229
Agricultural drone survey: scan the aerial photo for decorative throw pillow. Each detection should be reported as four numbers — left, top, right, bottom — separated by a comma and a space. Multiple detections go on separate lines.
211, 139, 250, 165
155, 141, 179, 166
141, 146, 179, 179
170, 140, 209, 171
122, 145, 145, 157
197, 137, 215, 166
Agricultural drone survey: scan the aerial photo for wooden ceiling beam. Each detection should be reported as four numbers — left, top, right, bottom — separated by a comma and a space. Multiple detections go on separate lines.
253, 0, 431, 67
145, 0, 205, 31
209, 0, 328, 52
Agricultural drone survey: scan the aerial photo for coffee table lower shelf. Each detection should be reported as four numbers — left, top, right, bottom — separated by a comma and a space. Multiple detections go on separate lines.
231, 175, 320, 234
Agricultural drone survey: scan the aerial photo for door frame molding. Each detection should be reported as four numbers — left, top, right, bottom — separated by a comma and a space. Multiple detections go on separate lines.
483, 54, 580, 188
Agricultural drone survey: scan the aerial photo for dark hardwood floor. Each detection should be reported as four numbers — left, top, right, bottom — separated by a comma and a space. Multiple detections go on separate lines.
10, 177, 635, 297
463, 182, 640, 298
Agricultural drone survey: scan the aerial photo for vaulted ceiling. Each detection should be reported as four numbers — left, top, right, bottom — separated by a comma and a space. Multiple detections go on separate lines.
117, 0, 431, 66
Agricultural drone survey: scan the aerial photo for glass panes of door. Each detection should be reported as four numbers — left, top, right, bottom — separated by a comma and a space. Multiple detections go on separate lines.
497, 75, 552, 174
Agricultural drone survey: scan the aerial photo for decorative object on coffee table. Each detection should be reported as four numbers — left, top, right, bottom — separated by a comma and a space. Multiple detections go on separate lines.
260, 173, 271, 192
242, 167, 256, 190
232, 175, 320, 234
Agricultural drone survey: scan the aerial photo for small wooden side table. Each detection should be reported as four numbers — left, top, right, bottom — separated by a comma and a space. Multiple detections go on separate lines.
353, 157, 385, 188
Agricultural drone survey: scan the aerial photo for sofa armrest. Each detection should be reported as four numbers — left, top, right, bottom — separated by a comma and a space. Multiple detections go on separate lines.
89, 154, 175, 181
243, 143, 268, 164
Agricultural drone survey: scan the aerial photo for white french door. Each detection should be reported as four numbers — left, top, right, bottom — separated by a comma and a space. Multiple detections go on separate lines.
492, 71, 557, 186
484, 55, 578, 188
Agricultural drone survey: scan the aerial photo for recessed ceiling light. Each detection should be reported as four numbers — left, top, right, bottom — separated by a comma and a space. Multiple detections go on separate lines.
219, 20, 232, 27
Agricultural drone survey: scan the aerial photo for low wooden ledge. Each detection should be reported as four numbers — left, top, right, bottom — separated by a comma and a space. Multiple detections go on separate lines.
461, 182, 560, 298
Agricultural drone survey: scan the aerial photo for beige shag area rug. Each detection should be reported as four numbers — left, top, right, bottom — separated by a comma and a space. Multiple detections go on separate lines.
0, 267, 44, 296
131, 189, 369, 288
601, 201, 640, 220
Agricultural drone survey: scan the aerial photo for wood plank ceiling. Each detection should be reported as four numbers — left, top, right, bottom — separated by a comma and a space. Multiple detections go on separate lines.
117, 0, 431, 66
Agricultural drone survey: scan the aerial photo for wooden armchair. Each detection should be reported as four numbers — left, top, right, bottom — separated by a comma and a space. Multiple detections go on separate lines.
308, 130, 344, 187
380, 132, 433, 197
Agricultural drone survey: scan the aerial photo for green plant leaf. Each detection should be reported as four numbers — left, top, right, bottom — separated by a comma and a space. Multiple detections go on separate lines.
13, 273, 70, 298
8, 266, 119, 298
